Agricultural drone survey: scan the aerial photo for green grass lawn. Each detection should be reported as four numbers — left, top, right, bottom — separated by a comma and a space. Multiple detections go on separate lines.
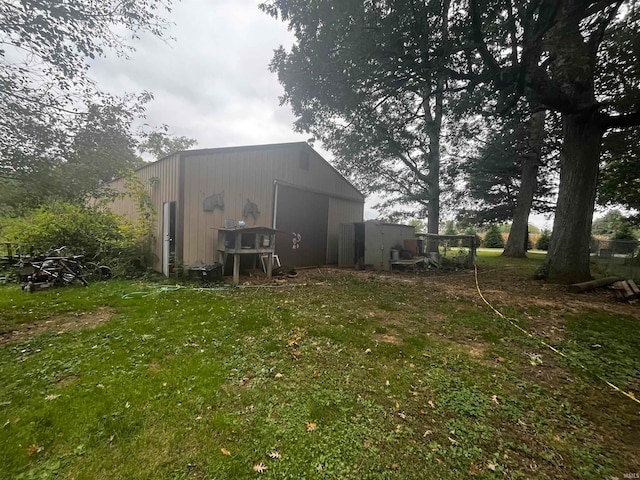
1, 253, 639, 479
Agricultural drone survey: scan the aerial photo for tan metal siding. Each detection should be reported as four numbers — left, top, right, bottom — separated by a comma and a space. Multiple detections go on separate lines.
338, 223, 356, 267
327, 198, 364, 264
103, 155, 180, 271
179, 144, 364, 267
364, 223, 416, 271
274, 146, 363, 201
181, 150, 279, 266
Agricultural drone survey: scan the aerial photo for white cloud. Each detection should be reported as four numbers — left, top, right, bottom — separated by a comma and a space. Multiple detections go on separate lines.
88, 0, 303, 146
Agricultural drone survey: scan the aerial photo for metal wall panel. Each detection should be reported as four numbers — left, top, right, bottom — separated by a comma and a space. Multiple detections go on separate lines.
338, 223, 356, 267
274, 185, 329, 267
328, 199, 364, 264
364, 223, 416, 271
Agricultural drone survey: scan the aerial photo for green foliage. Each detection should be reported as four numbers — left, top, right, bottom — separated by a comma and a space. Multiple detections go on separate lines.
461, 226, 482, 250
454, 113, 555, 227
261, 0, 453, 231
613, 223, 636, 241
592, 210, 638, 239
0, 198, 155, 277
536, 230, 552, 251
483, 225, 505, 248
408, 219, 426, 233
139, 131, 198, 160
0, 0, 173, 197
442, 220, 457, 235
1, 202, 123, 258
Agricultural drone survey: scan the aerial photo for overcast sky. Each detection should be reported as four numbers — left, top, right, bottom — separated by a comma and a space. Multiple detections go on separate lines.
90, 0, 302, 147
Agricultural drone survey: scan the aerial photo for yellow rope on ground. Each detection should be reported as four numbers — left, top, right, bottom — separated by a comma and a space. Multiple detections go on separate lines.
473, 264, 640, 406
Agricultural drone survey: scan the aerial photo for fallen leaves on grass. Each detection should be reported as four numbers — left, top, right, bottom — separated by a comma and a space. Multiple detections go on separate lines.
44, 394, 60, 401
269, 451, 281, 459
305, 422, 317, 432
491, 395, 500, 405
27, 444, 43, 456
253, 463, 267, 473
525, 352, 543, 366
220, 448, 231, 456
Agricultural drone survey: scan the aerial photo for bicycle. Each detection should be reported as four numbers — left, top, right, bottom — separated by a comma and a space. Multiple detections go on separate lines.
19, 246, 112, 292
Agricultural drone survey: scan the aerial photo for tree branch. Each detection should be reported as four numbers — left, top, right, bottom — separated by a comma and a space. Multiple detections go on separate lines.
585, 0, 624, 17
587, 0, 623, 55
469, 0, 502, 76
599, 111, 640, 129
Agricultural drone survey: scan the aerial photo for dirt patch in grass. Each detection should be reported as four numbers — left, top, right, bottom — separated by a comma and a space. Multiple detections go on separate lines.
0, 306, 116, 345
373, 333, 402, 345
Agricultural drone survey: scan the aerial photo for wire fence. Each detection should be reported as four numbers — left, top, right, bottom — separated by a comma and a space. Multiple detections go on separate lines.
590, 238, 640, 281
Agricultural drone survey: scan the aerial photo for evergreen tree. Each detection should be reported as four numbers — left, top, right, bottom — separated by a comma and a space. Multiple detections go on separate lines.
483, 225, 505, 248
536, 230, 552, 251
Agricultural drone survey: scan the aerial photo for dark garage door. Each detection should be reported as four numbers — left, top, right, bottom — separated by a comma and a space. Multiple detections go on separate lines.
275, 185, 329, 267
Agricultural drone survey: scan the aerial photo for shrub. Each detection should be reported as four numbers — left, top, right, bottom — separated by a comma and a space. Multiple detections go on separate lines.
0, 201, 155, 277
483, 225, 505, 248
536, 230, 552, 251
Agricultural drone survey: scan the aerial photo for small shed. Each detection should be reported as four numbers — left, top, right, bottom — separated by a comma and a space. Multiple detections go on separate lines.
339, 222, 416, 271
104, 142, 364, 275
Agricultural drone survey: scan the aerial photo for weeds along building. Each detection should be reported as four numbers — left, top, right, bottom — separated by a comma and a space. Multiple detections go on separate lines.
104, 142, 365, 275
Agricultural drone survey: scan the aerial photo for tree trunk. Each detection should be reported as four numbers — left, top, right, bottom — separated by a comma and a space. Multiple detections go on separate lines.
426, 143, 440, 235
425, 0, 448, 250
503, 110, 546, 258
544, 112, 603, 283
425, 129, 441, 253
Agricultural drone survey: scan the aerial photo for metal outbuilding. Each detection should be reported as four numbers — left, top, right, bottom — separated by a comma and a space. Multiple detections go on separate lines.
104, 142, 364, 275
339, 222, 416, 271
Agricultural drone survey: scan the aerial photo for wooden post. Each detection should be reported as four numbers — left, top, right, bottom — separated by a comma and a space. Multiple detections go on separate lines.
266, 252, 273, 280
233, 254, 240, 286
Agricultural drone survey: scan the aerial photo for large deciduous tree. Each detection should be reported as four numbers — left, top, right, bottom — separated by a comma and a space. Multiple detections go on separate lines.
450, 0, 640, 282
0, 94, 150, 211
0, 0, 174, 187
501, 110, 550, 257
261, 0, 453, 234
